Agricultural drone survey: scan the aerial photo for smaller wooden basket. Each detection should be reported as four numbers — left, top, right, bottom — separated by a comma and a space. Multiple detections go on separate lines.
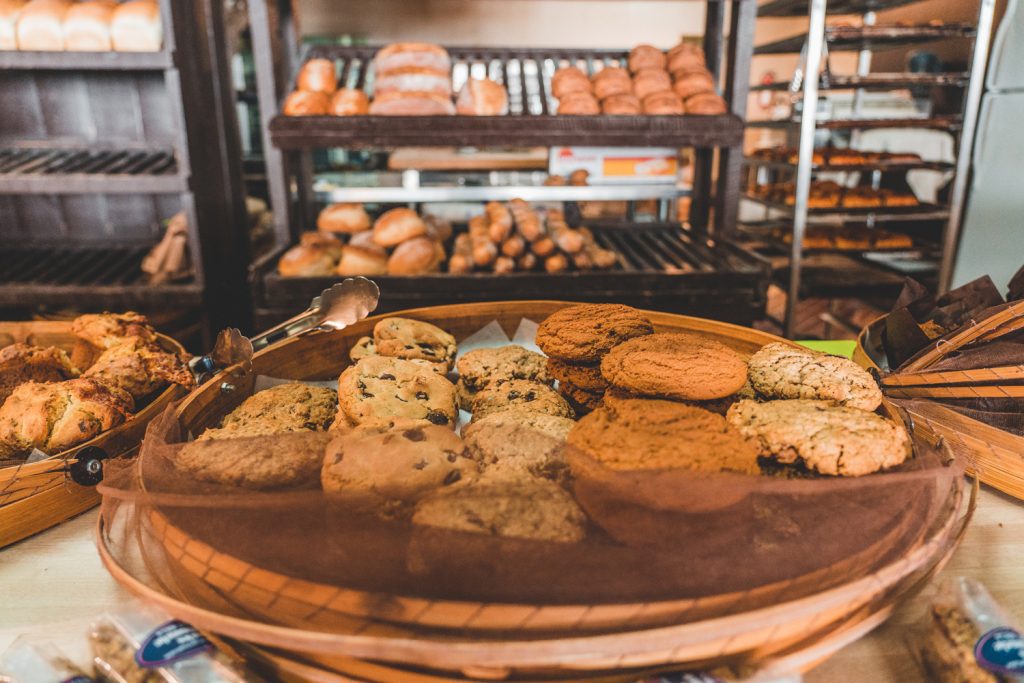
0, 321, 189, 548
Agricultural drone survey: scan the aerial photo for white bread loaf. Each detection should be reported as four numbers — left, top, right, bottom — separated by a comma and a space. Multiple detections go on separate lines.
63, 0, 115, 51
111, 0, 161, 52
0, 0, 26, 49
15, 0, 68, 50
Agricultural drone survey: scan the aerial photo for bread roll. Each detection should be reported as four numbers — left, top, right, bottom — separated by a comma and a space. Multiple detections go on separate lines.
501, 234, 526, 258
601, 93, 641, 115
632, 69, 671, 101
591, 67, 632, 100
569, 169, 589, 186
423, 214, 452, 242
551, 66, 591, 99
387, 236, 442, 275
448, 233, 473, 274
373, 207, 426, 247
556, 91, 599, 115
544, 253, 569, 273
485, 201, 513, 242
62, 0, 113, 51
517, 251, 538, 271
0, 0, 25, 50
111, 0, 161, 52
299, 231, 342, 259
685, 92, 727, 115
455, 78, 509, 116
467, 215, 497, 267
628, 44, 665, 73
531, 236, 556, 257
297, 58, 336, 94
348, 229, 386, 254
672, 69, 715, 100
317, 202, 370, 234
375, 67, 452, 97
667, 42, 706, 74
374, 42, 451, 76
329, 88, 369, 116
16, 0, 68, 51
368, 91, 455, 116
278, 244, 337, 277
642, 90, 684, 115
283, 90, 329, 116
337, 245, 388, 276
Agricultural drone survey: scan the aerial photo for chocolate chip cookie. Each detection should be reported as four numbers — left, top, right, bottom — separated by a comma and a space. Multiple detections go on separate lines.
176, 430, 332, 489
198, 383, 337, 440
535, 304, 653, 362
747, 343, 882, 412
469, 379, 574, 423
349, 336, 376, 363
726, 399, 911, 476
600, 333, 748, 401
412, 475, 586, 542
455, 345, 550, 409
546, 357, 607, 392
462, 408, 575, 484
373, 317, 457, 369
337, 356, 458, 429
567, 396, 759, 474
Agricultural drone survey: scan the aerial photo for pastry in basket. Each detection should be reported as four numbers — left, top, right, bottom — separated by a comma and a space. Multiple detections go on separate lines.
601, 93, 642, 115
297, 58, 337, 95
368, 91, 456, 116
387, 236, 445, 276
329, 88, 370, 116
175, 431, 332, 490
842, 187, 883, 208
536, 303, 654, 363
726, 399, 911, 477
299, 231, 342, 258
672, 69, 715, 100
468, 379, 574, 423
337, 245, 388, 276
873, 230, 913, 249
462, 409, 575, 485
337, 356, 458, 429
322, 424, 476, 511
684, 92, 727, 115
551, 66, 592, 99
0, 378, 133, 458
881, 189, 919, 207
629, 45, 666, 73
373, 317, 457, 370
375, 67, 452, 97
556, 90, 600, 115
317, 202, 371, 235
373, 42, 451, 76
81, 337, 193, 402
454, 345, 550, 410
277, 242, 337, 277
456, 78, 509, 116
747, 342, 882, 411
197, 383, 337, 441
599, 332, 748, 401
591, 66, 632, 100
642, 90, 684, 115
412, 473, 586, 542
0, 343, 79, 406
282, 90, 330, 116
567, 397, 759, 474
667, 42, 706, 75
70, 311, 157, 370
632, 69, 672, 101
372, 207, 427, 247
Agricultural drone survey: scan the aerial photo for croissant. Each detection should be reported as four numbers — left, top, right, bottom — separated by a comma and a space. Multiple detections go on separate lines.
70, 311, 158, 370
83, 337, 194, 402
0, 378, 134, 458
0, 344, 80, 406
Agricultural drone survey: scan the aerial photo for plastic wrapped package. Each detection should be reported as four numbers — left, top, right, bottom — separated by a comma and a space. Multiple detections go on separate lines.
0, 639, 93, 682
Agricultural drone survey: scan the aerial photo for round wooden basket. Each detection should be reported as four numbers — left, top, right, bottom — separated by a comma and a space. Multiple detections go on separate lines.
855, 315, 1024, 501
97, 302, 973, 677
0, 321, 188, 548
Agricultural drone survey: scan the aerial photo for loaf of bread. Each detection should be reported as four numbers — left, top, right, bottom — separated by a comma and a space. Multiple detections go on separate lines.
0, 0, 25, 50
551, 66, 591, 99
337, 245, 388, 276
297, 57, 336, 94
556, 91, 599, 115
667, 42, 706, 74
329, 88, 369, 116
298, 230, 342, 259
591, 67, 632, 100
368, 91, 455, 116
628, 44, 665, 73
62, 0, 113, 50
277, 244, 337, 277
0, 343, 78, 406
672, 69, 716, 99
423, 214, 452, 242
372, 207, 426, 247
70, 311, 156, 370
82, 336, 192, 402
348, 229, 385, 254
632, 69, 672, 101
376, 67, 451, 97
388, 236, 443, 275
685, 92, 726, 115
283, 90, 329, 116
447, 233, 474, 274
455, 78, 508, 116
110, 0, 160, 52
317, 202, 370, 234
373, 42, 451, 76
16, 0, 68, 50
643, 90, 685, 115
601, 93, 641, 115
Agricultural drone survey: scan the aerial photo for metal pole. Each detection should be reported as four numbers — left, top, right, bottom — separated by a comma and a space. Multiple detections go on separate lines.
849, 11, 874, 151
938, 0, 997, 293
785, 0, 828, 339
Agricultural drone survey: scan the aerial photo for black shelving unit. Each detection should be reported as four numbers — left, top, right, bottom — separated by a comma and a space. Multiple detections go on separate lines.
0, 0, 250, 336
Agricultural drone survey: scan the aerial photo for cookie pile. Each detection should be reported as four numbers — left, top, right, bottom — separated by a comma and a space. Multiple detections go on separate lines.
449, 201, 617, 275
552, 42, 727, 116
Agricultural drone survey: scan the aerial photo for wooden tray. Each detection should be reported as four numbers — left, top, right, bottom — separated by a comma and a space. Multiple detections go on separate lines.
0, 321, 188, 548
856, 315, 1024, 501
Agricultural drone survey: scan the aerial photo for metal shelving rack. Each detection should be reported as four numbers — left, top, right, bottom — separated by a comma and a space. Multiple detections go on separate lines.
244, 0, 776, 327
0, 0, 250, 335
744, 0, 997, 338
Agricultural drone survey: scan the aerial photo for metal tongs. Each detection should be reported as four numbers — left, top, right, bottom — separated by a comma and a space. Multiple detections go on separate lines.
190, 277, 381, 385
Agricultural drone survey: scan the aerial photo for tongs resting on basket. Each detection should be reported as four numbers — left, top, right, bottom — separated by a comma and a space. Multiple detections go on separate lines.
190, 277, 380, 385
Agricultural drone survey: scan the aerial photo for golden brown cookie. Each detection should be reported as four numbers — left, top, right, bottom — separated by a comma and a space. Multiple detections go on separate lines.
198, 383, 337, 440
175, 431, 332, 490
535, 304, 653, 362
455, 345, 550, 396
599, 332, 747, 401
567, 396, 759, 474
469, 379, 574, 423
462, 408, 575, 484
747, 342, 882, 411
338, 356, 458, 429
373, 317, 457, 370
546, 357, 607, 392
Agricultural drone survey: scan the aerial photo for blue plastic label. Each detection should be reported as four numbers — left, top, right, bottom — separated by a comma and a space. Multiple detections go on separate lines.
975, 626, 1024, 676
61, 677, 95, 683
135, 620, 212, 668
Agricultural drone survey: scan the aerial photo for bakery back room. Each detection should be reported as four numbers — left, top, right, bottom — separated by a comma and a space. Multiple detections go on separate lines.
2, 0, 1024, 682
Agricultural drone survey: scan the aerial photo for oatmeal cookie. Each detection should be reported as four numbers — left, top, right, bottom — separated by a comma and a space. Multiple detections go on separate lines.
373, 317, 457, 369
412, 475, 586, 542
455, 345, 550, 409
725, 399, 911, 476
337, 356, 458, 429
747, 342, 882, 411
175, 430, 332, 490
469, 379, 574, 423
198, 383, 337, 440
567, 397, 759, 474
535, 304, 653, 362
462, 408, 575, 484
546, 357, 607, 392
600, 332, 747, 401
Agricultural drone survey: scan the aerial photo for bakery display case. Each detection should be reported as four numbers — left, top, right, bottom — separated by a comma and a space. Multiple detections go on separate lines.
244, 0, 772, 328
744, 0, 997, 338
0, 0, 250, 336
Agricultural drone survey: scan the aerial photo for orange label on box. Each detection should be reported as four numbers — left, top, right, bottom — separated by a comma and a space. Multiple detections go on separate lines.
603, 157, 678, 178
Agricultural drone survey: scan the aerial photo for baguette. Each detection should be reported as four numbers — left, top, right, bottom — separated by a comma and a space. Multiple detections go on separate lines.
493, 256, 516, 274
501, 234, 526, 258
546, 209, 585, 254
544, 253, 569, 273
468, 215, 497, 267
531, 236, 557, 257
578, 226, 618, 269
485, 201, 513, 242
517, 252, 538, 271
448, 233, 474, 274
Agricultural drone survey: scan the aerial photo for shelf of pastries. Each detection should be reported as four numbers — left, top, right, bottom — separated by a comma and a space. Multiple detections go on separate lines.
269, 42, 741, 150
746, 146, 953, 173
744, 181, 949, 222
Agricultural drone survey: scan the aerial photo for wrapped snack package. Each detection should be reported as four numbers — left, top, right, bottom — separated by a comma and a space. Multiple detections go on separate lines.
0, 639, 93, 682
913, 577, 1024, 682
